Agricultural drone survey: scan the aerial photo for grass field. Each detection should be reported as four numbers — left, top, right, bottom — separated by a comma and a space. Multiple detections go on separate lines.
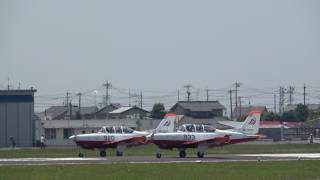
1, 160, 320, 180
0, 144, 320, 158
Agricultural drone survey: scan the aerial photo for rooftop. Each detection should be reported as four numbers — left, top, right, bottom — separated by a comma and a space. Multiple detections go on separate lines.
171, 101, 226, 112
38, 105, 98, 120
0, 88, 37, 95
109, 107, 133, 114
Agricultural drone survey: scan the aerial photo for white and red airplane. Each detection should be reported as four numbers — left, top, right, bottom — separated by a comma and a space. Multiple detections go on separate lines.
69, 114, 177, 157
153, 111, 263, 158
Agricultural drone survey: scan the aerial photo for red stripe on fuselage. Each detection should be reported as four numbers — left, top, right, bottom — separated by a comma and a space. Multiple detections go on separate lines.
76, 140, 116, 149
76, 136, 147, 149
154, 136, 259, 149
153, 140, 198, 149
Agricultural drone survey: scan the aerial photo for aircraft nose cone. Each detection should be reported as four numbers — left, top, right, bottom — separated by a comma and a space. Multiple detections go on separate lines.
69, 135, 77, 140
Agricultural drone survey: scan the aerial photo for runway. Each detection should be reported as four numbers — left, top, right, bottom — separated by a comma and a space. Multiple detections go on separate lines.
0, 153, 320, 166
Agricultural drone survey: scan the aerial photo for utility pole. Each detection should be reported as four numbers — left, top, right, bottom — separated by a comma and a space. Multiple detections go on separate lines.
303, 84, 306, 106
279, 87, 282, 115
279, 87, 285, 115
281, 88, 287, 113
234, 82, 241, 119
65, 91, 71, 119
177, 90, 180, 102
66, 91, 70, 107
184, 85, 192, 101
229, 89, 233, 120
239, 96, 242, 118
93, 90, 98, 107
69, 101, 72, 120
140, 91, 143, 109
103, 81, 112, 106
206, 88, 209, 101
274, 93, 277, 113
129, 89, 131, 106
288, 86, 294, 105
77, 93, 82, 119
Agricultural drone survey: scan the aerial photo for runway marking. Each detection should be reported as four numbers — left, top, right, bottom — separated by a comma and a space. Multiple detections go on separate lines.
0, 157, 107, 162
2, 159, 320, 167
1, 153, 320, 166
238, 153, 320, 158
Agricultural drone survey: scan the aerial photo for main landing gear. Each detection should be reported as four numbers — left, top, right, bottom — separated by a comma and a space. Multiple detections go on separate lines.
197, 152, 204, 158
78, 146, 85, 157
179, 150, 186, 158
155, 149, 187, 159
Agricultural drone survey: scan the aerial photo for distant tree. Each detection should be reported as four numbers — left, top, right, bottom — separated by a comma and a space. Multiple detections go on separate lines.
295, 104, 309, 122
151, 103, 166, 119
261, 112, 280, 121
308, 109, 320, 120
281, 111, 298, 122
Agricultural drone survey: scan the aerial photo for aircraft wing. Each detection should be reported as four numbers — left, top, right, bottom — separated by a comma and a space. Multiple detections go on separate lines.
102, 136, 148, 146
218, 121, 242, 129
102, 141, 118, 146
181, 136, 230, 146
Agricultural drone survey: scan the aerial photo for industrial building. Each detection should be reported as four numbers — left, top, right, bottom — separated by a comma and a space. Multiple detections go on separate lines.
170, 101, 226, 118
0, 89, 37, 147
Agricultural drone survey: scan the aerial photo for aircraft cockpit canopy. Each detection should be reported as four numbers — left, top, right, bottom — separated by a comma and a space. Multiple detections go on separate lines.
203, 125, 216, 132
178, 124, 216, 133
98, 126, 134, 134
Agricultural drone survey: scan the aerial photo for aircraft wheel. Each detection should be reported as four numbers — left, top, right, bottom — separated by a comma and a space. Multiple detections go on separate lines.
179, 150, 186, 158
100, 150, 107, 157
78, 152, 84, 157
156, 153, 162, 159
116, 151, 123, 156
197, 152, 204, 158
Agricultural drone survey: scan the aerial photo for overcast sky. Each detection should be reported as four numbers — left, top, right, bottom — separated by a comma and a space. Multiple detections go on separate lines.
1, 0, 319, 109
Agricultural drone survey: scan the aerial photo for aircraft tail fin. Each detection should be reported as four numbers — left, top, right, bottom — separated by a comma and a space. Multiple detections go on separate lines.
238, 111, 261, 135
155, 113, 176, 133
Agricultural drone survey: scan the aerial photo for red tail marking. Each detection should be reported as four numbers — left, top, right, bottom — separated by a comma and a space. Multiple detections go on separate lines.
165, 113, 176, 117
249, 111, 261, 116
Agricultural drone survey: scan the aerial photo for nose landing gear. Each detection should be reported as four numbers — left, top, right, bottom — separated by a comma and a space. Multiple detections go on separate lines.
100, 150, 107, 157
116, 151, 123, 156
